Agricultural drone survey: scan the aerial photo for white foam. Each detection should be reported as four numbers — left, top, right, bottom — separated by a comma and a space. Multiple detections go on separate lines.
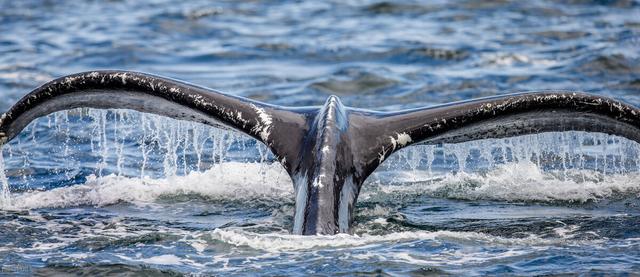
116, 254, 188, 266
4, 162, 291, 210
484, 53, 556, 67
5, 160, 640, 210
210, 228, 573, 253
385, 248, 533, 266
67, 253, 91, 259
366, 161, 640, 203
138, 254, 184, 265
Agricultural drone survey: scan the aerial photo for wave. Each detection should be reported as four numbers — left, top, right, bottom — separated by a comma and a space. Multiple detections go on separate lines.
3, 160, 640, 210
210, 227, 598, 253
365, 161, 640, 203
2, 162, 292, 210
2, 158, 640, 210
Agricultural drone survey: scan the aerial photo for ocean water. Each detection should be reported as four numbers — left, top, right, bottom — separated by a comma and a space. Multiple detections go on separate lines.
1, 0, 640, 275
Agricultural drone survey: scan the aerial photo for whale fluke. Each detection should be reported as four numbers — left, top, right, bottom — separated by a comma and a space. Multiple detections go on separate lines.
0, 71, 309, 175
2, 71, 640, 235
357, 92, 640, 179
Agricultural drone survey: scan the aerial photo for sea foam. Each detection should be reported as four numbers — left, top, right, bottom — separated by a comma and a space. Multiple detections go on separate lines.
4, 162, 291, 210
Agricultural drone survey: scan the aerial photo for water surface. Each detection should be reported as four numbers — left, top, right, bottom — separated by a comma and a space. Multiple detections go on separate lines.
1, 0, 640, 275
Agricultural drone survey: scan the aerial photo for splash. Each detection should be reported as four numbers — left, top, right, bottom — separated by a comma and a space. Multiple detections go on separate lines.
0, 108, 287, 211
366, 161, 640, 203
379, 131, 640, 176
368, 131, 640, 203
1, 109, 640, 208
7, 162, 291, 210
0, 108, 279, 196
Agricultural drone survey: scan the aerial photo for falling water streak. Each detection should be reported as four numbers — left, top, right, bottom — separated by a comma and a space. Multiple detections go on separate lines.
193, 125, 202, 172
140, 114, 149, 178
181, 124, 189, 176
408, 147, 420, 182
426, 145, 434, 175
2, 108, 640, 202
602, 134, 608, 176
115, 111, 125, 176
0, 154, 9, 207
378, 131, 640, 181
0, 108, 288, 196
99, 110, 108, 176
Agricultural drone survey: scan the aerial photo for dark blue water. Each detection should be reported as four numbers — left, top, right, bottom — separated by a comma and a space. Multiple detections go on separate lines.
1, 0, 640, 276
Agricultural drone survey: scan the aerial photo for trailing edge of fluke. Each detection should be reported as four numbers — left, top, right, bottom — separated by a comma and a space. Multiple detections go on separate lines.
1, 70, 640, 235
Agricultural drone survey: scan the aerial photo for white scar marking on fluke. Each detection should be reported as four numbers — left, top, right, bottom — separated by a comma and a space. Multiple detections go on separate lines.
380, 133, 412, 164
235, 111, 249, 127
87, 72, 99, 78
62, 76, 77, 87
389, 132, 412, 151
378, 146, 387, 164
250, 104, 272, 142
120, 73, 127, 84
188, 94, 213, 109
321, 146, 330, 154
111, 72, 128, 84
314, 174, 326, 188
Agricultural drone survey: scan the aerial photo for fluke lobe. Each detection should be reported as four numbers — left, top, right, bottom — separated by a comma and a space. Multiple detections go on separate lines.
2, 71, 640, 235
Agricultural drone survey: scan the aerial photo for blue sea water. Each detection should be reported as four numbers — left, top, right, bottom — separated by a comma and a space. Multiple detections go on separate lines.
1, 0, 640, 276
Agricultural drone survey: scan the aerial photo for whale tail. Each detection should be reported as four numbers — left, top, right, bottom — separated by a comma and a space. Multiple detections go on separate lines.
2, 71, 640, 235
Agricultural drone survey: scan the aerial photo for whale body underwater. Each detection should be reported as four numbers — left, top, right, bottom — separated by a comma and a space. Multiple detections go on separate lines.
1, 70, 640, 235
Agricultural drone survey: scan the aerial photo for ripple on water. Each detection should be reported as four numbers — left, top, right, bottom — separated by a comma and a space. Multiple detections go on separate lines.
574, 54, 640, 76
309, 67, 398, 95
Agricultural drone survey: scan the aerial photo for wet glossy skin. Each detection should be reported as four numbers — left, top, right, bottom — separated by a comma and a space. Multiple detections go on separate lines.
2, 70, 640, 235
